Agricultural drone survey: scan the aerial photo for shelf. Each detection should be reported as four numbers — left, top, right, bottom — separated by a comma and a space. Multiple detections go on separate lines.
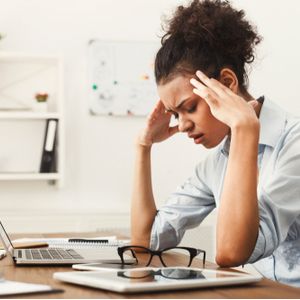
0, 173, 61, 180
0, 52, 61, 63
0, 112, 61, 120
0, 53, 64, 187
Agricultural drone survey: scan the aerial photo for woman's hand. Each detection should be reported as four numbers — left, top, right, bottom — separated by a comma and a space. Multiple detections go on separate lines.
190, 70, 259, 130
137, 100, 179, 147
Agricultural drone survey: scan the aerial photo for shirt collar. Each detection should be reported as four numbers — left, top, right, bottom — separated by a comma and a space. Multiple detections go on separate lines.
221, 97, 287, 156
258, 96, 287, 148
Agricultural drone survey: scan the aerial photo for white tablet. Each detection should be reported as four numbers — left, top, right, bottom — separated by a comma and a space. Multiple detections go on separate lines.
72, 262, 138, 271
54, 267, 262, 293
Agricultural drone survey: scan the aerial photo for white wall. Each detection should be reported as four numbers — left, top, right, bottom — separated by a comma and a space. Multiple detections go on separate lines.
0, 0, 299, 259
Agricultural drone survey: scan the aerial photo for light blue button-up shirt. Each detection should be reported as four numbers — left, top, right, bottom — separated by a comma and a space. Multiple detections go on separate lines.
150, 97, 300, 287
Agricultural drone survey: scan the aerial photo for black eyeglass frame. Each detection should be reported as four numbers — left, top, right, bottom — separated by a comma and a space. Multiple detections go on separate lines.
117, 245, 206, 267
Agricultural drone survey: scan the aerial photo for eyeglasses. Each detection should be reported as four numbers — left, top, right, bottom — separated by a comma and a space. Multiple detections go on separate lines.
118, 268, 205, 281
117, 245, 206, 267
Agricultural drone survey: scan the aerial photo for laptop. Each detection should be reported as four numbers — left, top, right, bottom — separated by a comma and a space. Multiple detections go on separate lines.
0, 221, 134, 265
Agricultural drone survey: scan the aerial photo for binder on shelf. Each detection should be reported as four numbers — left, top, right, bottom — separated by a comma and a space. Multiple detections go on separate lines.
40, 119, 58, 173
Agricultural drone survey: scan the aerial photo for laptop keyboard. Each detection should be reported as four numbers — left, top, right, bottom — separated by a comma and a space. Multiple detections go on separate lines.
22, 248, 83, 260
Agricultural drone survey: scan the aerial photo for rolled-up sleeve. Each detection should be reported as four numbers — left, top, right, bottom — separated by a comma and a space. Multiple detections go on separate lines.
150, 153, 216, 250
248, 124, 300, 263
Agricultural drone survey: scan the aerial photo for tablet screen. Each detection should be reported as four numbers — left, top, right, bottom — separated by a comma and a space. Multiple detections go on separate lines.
82, 267, 242, 283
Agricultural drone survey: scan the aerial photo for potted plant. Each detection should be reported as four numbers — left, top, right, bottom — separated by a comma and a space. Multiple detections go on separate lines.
34, 92, 49, 112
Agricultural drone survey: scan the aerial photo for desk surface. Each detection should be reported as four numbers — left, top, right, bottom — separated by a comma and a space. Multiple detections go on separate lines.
1, 232, 300, 299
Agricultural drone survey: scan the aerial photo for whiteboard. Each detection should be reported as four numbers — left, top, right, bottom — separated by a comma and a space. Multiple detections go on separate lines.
87, 40, 159, 116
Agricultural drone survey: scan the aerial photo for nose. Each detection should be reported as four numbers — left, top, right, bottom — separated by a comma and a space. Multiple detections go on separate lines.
178, 115, 193, 133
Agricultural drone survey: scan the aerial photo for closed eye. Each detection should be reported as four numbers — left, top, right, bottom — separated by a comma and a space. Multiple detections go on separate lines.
165, 109, 179, 119
173, 112, 179, 119
187, 105, 197, 114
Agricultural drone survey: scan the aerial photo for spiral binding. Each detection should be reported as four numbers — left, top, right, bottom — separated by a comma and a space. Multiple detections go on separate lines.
47, 239, 125, 249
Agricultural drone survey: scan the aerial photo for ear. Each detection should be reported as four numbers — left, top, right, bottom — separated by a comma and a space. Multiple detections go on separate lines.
219, 68, 239, 93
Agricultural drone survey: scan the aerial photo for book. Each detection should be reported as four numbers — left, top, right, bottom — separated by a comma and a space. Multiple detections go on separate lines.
40, 119, 58, 173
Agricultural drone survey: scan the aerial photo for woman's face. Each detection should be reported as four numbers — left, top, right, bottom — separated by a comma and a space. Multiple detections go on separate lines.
157, 75, 230, 148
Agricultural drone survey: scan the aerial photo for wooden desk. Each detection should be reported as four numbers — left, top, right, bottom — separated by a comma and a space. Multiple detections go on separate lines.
1, 232, 300, 299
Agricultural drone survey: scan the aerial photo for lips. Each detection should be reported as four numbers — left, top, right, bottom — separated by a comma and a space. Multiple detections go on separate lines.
189, 133, 205, 144
189, 133, 204, 139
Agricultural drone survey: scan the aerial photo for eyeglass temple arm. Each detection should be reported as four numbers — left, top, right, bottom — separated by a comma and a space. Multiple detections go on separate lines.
118, 248, 138, 264
196, 249, 206, 266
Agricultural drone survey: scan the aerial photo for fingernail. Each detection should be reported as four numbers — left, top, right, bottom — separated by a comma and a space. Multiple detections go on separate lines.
196, 70, 203, 76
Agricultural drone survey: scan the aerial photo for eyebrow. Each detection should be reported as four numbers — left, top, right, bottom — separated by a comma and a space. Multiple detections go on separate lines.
165, 98, 190, 113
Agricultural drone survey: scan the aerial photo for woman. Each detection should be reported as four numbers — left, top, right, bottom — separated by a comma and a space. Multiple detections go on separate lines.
131, 0, 300, 287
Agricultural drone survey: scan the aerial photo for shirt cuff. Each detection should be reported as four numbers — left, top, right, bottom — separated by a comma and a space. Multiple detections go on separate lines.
247, 228, 266, 263
149, 212, 179, 251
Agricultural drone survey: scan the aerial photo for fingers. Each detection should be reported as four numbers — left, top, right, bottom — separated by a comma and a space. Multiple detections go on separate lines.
192, 86, 218, 108
156, 99, 165, 112
190, 71, 221, 109
154, 99, 168, 115
148, 99, 171, 124
195, 70, 229, 97
169, 125, 179, 136
192, 70, 237, 100
149, 100, 164, 117
190, 77, 219, 109
190, 78, 219, 100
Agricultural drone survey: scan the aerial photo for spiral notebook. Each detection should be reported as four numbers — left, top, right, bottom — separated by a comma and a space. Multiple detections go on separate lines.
12, 237, 129, 249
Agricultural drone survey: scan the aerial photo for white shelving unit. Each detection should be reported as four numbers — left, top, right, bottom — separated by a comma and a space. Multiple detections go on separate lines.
0, 173, 61, 181
0, 52, 64, 187
0, 112, 61, 119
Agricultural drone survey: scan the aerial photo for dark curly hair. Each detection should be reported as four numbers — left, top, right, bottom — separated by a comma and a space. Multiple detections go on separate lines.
155, 0, 262, 93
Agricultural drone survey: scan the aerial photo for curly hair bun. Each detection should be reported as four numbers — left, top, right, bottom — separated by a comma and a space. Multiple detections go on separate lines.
156, 0, 262, 88
167, 0, 261, 63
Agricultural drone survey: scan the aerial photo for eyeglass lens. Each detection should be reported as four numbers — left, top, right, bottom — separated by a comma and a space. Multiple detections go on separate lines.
122, 247, 196, 267
160, 248, 192, 267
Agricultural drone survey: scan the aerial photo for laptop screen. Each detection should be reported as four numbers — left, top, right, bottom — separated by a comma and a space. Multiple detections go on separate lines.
0, 221, 14, 256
